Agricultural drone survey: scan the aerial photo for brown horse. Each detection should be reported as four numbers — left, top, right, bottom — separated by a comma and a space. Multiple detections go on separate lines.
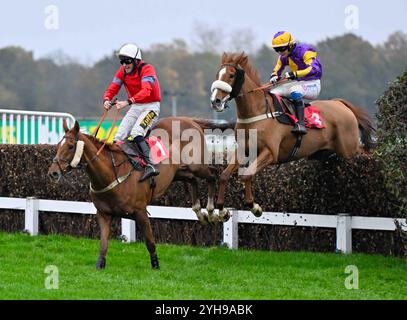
48, 116, 218, 270
210, 52, 374, 219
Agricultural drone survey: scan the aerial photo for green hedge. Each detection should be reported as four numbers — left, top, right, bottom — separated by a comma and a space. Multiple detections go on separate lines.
375, 69, 407, 217
0, 144, 404, 256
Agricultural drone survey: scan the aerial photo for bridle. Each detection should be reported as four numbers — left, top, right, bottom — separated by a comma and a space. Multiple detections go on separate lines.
53, 133, 134, 193
52, 134, 85, 175
211, 63, 275, 120
211, 63, 246, 103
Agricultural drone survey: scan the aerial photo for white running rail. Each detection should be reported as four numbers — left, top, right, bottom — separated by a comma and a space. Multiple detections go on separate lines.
0, 109, 76, 144
0, 197, 405, 254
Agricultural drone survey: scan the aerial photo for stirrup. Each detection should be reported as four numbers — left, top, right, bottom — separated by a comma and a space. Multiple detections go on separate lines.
291, 124, 307, 135
139, 165, 160, 182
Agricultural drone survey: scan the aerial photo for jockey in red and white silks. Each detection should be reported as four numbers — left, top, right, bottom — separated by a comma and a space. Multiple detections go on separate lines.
103, 43, 161, 182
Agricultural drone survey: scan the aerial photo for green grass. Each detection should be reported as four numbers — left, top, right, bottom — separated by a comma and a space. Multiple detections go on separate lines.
0, 232, 406, 300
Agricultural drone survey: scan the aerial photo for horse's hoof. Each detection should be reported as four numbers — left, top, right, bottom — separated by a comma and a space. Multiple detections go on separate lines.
194, 208, 209, 225
219, 208, 231, 222
251, 203, 263, 217
96, 257, 106, 270
207, 207, 215, 217
151, 254, 160, 270
197, 212, 209, 225
208, 213, 219, 224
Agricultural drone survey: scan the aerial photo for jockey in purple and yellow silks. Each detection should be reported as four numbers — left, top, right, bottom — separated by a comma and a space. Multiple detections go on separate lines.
269, 31, 322, 134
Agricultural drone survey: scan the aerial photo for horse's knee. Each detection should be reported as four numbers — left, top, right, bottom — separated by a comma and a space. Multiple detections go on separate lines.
219, 172, 230, 184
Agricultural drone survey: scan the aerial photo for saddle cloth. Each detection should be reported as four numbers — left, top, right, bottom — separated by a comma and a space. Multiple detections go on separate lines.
271, 94, 325, 129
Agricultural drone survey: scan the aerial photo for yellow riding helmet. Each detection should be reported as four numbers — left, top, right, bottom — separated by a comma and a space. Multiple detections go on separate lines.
271, 31, 296, 48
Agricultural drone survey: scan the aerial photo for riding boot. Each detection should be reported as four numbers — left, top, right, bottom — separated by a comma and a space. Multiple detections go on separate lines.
135, 137, 160, 182
291, 99, 307, 135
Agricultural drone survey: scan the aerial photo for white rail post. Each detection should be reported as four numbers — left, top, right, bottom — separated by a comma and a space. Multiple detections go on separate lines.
25, 197, 39, 236
121, 218, 136, 243
336, 214, 352, 253
223, 209, 238, 249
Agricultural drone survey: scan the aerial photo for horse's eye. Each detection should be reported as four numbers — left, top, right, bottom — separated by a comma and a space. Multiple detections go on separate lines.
68, 144, 75, 150
229, 73, 235, 79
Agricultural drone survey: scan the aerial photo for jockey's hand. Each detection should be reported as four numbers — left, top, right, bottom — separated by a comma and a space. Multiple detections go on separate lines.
284, 71, 297, 80
116, 100, 130, 110
103, 100, 112, 110
269, 74, 279, 85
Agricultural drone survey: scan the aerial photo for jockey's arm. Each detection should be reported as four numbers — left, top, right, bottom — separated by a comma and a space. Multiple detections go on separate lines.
295, 50, 318, 79
103, 70, 123, 101
271, 56, 286, 77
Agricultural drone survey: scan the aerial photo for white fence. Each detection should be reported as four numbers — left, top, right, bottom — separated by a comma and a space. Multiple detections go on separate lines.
0, 196, 405, 254
0, 109, 76, 144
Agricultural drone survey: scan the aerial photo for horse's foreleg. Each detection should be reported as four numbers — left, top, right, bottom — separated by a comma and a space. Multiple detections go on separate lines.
96, 211, 112, 270
136, 211, 159, 269
240, 149, 274, 217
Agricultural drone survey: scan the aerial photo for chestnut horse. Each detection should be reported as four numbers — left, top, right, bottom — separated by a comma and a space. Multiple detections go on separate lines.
210, 52, 374, 219
48, 117, 219, 270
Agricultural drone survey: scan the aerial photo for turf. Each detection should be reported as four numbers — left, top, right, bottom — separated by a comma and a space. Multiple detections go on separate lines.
0, 232, 405, 300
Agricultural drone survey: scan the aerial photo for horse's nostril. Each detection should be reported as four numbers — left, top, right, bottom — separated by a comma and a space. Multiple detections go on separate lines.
49, 171, 60, 180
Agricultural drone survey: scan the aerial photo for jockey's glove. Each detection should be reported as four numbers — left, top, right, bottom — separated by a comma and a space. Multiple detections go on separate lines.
103, 100, 112, 110
269, 74, 279, 85
284, 71, 297, 80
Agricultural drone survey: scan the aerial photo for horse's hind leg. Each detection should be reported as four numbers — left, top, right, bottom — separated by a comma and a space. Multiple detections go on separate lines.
189, 176, 210, 225
96, 211, 112, 270
216, 162, 239, 219
175, 169, 208, 224
135, 210, 159, 269
188, 165, 218, 223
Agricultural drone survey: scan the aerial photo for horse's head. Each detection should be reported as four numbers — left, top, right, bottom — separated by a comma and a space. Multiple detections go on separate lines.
210, 53, 248, 112
48, 120, 84, 182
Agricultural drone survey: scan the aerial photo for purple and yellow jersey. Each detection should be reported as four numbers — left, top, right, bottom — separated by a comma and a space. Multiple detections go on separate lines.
272, 43, 322, 81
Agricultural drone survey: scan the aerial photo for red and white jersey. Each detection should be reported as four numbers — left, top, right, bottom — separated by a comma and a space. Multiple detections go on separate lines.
103, 60, 161, 104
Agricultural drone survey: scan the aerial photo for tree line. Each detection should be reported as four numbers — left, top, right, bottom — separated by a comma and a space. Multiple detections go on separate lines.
0, 32, 406, 123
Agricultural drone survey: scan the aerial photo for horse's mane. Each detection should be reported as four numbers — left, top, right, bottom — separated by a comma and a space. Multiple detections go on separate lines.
221, 52, 261, 86
82, 133, 123, 153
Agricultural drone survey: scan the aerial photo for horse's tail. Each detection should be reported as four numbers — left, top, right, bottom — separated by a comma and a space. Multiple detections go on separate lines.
192, 118, 236, 131
333, 98, 375, 151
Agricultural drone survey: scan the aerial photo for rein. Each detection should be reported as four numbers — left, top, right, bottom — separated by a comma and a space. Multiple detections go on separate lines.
88, 103, 134, 193
92, 107, 120, 161
54, 102, 133, 193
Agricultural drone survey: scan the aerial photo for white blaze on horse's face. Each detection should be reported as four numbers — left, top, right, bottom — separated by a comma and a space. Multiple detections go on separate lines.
210, 67, 232, 112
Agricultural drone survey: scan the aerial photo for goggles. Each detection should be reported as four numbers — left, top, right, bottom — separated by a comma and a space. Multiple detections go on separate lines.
120, 58, 134, 65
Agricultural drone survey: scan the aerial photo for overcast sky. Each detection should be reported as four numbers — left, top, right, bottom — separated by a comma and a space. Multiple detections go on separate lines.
1, 0, 406, 64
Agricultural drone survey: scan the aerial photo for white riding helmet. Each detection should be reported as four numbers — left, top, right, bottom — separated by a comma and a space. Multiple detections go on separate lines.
117, 43, 142, 60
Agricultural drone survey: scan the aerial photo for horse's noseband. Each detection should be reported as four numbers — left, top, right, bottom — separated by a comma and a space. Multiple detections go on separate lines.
54, 135, 85, 173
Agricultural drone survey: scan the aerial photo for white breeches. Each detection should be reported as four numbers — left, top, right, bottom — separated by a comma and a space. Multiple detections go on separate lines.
114, 102, 160, 141
270, 79, 321, 100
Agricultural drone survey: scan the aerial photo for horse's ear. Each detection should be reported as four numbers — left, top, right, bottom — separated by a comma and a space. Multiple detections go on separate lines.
63, 119, 69, 132
239, 52, 248, 65
73, 120, 80, 134
222, 52, 227, 63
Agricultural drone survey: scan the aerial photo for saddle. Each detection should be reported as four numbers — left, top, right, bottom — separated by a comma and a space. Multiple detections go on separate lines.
116, 136, 169, 171
271, 94, 325, 129
117, 140, 147, 171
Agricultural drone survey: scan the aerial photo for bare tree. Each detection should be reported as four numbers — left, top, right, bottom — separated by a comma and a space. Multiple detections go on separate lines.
192, 22, 225, 53
229, 28, 256, 53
